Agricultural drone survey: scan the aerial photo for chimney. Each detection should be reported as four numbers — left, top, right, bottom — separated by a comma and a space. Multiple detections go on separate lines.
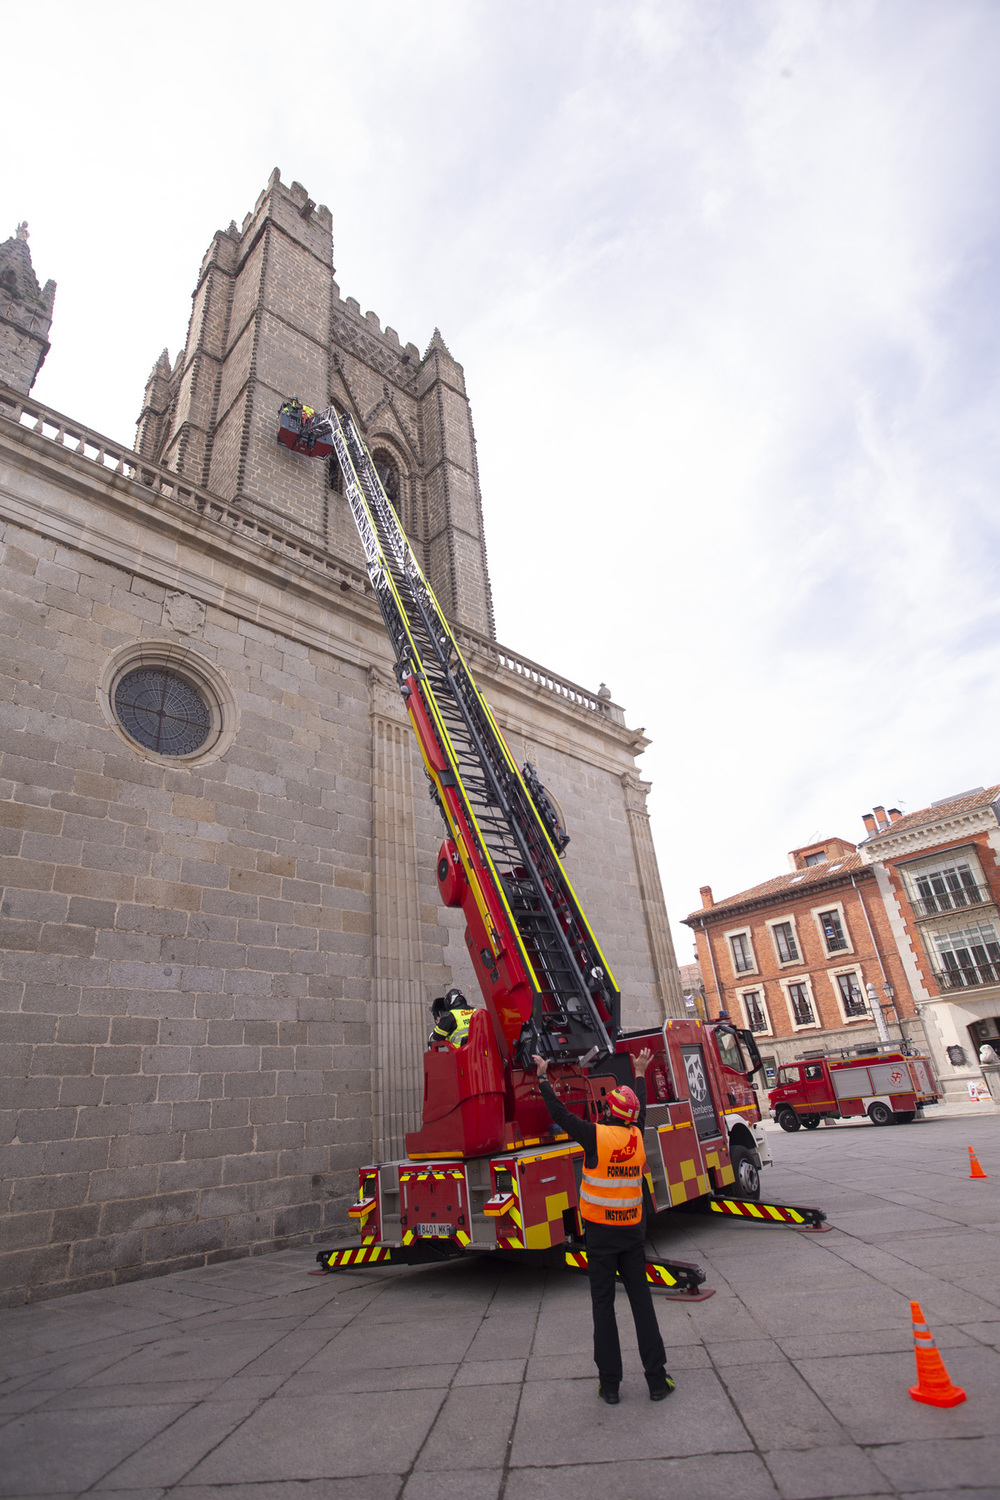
888, 808, 902, 822
862, 813, 877, 835
873, 805, 888, 829
700, 885, 714, 909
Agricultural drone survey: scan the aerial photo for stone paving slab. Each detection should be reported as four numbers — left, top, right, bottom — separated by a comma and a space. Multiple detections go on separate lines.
0, 1115, 998, 1498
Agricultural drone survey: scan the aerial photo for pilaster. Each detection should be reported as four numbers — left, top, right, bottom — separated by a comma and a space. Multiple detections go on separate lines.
369, 667, 427, 1159
621, 771, 685, 1021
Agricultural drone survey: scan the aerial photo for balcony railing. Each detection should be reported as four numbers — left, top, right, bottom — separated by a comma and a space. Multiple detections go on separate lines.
934, 961, 1000, 991
912, 884, 990, 918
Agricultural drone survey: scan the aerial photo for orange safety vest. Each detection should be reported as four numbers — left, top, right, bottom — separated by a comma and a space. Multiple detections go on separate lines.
580, 1123, 646, 1227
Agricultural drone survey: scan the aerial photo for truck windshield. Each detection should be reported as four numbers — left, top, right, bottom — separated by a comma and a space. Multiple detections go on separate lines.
715, 1027, 747, 1074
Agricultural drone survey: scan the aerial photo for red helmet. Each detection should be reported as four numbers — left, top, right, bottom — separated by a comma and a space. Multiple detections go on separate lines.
605, 1085, 640, 1124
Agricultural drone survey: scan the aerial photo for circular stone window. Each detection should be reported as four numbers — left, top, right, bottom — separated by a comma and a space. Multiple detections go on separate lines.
114, 668, 211, 756
99, 641, 239, 766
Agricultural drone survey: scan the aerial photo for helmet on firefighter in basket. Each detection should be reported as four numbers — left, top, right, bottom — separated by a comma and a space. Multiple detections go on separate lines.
431, 988, 468, 1018
605, 1085, 640, 1124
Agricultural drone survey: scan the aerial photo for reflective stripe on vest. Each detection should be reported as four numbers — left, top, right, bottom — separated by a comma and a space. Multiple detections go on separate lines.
433, 1008, 477, 1048
580, 1123, 646, 1226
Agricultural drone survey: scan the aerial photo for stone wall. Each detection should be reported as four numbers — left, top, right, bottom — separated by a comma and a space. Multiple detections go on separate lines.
0, 392, 682, 1303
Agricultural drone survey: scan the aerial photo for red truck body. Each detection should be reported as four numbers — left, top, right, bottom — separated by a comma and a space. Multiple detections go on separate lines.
768, 1051, 939, 1130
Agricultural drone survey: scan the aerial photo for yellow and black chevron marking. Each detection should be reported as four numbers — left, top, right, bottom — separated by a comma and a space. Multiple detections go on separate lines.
708, 1197, 827, 1229
318, 1246, 393, 1269
563, 1250, 709, 1296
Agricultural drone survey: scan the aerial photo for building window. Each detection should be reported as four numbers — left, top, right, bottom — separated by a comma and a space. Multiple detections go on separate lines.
788, 982, 815, 1026
805, 851, 826, 866
910, 859, 985, 917
742, 990, 768, 1033
836, 973, 867, 1018
729, 933, 753, 973
772, 922, 799, 964
819, 909, 848, 953
100, 641, 239, 767
371, 448, 401, 509
932, 922, 1000, 989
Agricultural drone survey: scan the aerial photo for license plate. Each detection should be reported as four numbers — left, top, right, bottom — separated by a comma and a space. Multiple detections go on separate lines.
417, 1222, 453, 1237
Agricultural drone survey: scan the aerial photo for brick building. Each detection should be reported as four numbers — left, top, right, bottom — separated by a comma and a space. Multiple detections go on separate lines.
858, 788, 1000, 1103
684, 834, 921, 1099
0, 177, 684, 1303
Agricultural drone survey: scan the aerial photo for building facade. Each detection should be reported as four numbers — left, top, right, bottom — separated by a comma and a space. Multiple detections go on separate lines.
858, 788, 1000, 1104
685, 834, 922, 1102
686, 791, 1000, 1107
0, 178, 684, 1304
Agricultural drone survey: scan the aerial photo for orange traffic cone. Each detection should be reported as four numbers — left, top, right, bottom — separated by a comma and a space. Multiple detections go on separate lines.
968, 1147, 988, 1179
908, 1301, 966, 1407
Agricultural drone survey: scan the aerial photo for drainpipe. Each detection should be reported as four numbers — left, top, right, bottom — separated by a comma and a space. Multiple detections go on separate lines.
702, 922, 725, 1020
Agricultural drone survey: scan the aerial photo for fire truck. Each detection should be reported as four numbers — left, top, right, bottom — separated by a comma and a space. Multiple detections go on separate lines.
278, 401, 829, 1296
768, 1050, 940, 1130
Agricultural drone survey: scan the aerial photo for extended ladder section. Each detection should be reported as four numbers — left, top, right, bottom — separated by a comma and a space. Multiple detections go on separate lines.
320, 408, 621, 1065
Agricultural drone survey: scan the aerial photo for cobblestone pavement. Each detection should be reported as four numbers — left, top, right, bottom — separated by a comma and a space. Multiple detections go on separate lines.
1, 1113, 998, 1500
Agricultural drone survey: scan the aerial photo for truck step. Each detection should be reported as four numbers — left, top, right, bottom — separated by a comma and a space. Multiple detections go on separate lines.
675, 1195, 831, 1231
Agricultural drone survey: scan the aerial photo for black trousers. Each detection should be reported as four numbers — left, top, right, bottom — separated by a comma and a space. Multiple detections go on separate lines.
584, 1219, 667, 1389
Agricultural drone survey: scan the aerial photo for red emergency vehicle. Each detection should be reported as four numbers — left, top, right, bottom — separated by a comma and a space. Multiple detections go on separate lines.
280, 403, 830, 1295
769, 1051, 939, 1130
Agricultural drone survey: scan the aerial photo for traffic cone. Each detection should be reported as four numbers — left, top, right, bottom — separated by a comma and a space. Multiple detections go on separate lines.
908, 1301, 966, 1407
968, 1147, 988, 1179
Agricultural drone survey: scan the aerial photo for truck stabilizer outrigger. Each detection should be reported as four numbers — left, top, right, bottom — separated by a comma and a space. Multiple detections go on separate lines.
277, 399, 830, 1297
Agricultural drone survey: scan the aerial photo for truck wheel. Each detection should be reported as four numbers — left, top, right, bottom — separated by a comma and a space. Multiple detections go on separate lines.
730, 1144, 761, 1200
867, 1101, 893, 1126
777, 1110, 800, 1133
801, 1116, 821, 1129
894, 1110, 916, 1123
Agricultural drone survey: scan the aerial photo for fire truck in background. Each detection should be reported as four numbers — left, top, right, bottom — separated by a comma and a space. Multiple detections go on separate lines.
769, 1050, 940, 1130
278, 401, 829, 1296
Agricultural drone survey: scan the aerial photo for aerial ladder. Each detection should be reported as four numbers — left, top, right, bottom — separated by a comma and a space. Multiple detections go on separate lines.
277, 400, 828, 1297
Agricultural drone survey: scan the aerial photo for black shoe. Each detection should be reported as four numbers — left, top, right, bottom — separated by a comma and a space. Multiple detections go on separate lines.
598, 1384, 621, 1405
648, 1375, 675, 1401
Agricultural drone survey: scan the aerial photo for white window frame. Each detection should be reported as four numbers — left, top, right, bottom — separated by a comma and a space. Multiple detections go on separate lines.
811, 901, 854, 957
766, 914, 802, 968
827, 965, 868, 1024
736, 985, 771, 1037
724, 925, 757, 977
780, 974, 819, 1031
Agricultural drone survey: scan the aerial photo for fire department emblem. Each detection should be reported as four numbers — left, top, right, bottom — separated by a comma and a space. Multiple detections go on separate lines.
684, 1052, 708, 1103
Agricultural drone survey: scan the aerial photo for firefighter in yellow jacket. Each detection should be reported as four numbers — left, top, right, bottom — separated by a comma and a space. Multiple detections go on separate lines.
534, 1046, 674, 1405
429, 989, 477, 1048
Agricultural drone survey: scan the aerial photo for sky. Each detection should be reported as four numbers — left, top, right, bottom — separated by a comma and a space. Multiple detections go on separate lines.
4, 0, 1000, 968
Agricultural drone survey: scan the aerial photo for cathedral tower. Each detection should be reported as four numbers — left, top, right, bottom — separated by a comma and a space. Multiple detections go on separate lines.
138, 171, 495, 637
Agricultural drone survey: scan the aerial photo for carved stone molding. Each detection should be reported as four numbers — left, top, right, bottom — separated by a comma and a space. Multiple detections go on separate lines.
164, 590, 206, 636
368, 665, 408, 724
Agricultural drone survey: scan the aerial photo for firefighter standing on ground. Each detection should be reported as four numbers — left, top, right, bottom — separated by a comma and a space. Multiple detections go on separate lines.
533, 1046, 674, 1405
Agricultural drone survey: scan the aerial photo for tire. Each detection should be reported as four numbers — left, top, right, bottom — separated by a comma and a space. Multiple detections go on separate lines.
867, 1101, 893, 1126
801, 1116, 821, 1130
730, 1143, 762, 1200
777, 1109, 800, 1133
894, 1110, 916, 1124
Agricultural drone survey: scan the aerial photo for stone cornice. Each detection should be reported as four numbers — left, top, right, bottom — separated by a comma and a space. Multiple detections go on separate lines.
859, 804, 1000, 862
0, 391, 640, 772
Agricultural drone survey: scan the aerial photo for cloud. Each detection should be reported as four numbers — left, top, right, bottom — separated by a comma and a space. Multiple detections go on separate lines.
3, 0, 1000, 964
